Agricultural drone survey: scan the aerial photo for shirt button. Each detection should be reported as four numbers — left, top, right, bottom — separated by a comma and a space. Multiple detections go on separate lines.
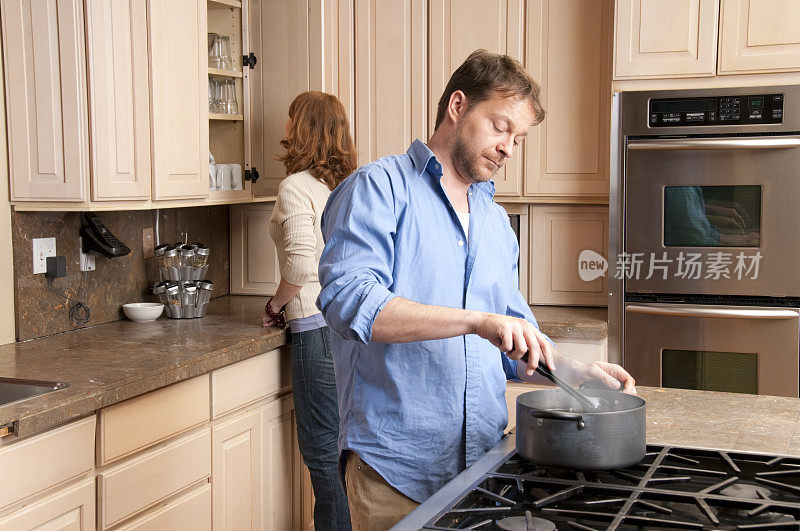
434, 163, 440, 170
458, 240, 464, 247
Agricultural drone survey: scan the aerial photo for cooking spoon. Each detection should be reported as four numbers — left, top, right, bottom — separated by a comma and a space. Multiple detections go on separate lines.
534, 359, 601, 411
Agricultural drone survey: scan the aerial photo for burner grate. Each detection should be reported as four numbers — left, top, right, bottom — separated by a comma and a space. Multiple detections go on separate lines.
423, 445, 800, 530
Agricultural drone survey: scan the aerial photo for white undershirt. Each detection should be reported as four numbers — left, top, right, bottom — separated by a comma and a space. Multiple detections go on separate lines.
456, 210, 470, 241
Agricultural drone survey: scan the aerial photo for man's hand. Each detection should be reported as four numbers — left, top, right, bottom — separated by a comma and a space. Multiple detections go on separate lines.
473, 313, 555, 376
554, 359, 637, 395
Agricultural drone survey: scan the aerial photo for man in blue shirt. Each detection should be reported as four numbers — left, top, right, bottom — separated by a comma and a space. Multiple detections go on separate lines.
317, 49, 636, 530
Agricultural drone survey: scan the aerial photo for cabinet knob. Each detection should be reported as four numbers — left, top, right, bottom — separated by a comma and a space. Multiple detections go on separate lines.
243, 52, 257, 69
245, 168, 259, 183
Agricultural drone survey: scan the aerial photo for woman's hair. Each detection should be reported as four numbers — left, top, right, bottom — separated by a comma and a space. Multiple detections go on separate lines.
275, 91, 357, 190
434, 49, 545, 130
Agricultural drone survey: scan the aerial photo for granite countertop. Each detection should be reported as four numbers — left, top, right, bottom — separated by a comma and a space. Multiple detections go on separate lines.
0, 296, 288, 437
531, 305, 608, 339
639, 386, 800, 456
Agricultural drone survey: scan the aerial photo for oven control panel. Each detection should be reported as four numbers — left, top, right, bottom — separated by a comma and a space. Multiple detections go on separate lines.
648, 94, 784, 127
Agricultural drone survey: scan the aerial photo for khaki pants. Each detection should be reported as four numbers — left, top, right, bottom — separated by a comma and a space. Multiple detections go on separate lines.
344, 451, 419, 531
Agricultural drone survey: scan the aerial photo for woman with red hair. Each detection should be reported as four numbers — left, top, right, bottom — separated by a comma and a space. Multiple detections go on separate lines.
263, 91, 356, 530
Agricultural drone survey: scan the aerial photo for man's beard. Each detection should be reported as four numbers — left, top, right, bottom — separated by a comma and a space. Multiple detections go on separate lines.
451, 129, 498, 184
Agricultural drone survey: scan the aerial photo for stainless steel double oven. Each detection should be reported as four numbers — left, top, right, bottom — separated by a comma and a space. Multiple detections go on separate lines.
610, 86, 800, 397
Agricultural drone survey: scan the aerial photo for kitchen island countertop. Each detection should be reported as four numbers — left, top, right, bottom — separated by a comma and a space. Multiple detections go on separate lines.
639, 386, 800, 456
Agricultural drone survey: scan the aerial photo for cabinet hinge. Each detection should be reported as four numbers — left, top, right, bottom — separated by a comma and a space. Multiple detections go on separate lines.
243, 52, 257, 69
245, 167, 259, 183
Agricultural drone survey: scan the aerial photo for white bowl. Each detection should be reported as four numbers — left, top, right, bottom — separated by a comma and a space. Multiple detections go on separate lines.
123, 302, 164, 322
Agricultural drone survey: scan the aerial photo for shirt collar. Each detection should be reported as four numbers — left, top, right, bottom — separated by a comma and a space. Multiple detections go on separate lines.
405, 139, 496, 199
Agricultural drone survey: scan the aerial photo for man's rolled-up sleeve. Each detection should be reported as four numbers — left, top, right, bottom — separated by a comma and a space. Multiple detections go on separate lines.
317, 169, 398, 344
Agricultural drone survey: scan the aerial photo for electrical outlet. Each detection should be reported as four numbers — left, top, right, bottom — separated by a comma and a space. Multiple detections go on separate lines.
78, 237, 95, 272
33, 237, 56, 274
142, 227, 154, 259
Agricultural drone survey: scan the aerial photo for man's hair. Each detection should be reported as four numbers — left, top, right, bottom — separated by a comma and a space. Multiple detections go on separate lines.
275, 91, 357, 190
434, 49, 545, 130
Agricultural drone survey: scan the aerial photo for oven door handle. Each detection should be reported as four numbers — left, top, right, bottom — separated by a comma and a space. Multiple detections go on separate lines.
625, 304, 800, 320
627, 137, 800, 151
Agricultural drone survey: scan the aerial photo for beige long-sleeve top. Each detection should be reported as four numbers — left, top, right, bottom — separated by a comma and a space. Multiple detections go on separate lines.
268, 170, 332, 322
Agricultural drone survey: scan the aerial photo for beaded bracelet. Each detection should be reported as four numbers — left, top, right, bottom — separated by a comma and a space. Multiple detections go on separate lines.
264, 297, 286, 327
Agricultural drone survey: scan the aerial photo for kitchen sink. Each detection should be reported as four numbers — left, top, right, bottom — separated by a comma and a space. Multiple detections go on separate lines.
0, 377, 69, 407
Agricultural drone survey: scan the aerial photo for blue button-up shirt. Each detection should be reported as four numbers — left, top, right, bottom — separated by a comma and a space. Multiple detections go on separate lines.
317, 139, 552, 502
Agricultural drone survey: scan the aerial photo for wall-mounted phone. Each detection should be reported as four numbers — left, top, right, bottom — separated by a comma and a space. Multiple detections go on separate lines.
80, 213, 131, 258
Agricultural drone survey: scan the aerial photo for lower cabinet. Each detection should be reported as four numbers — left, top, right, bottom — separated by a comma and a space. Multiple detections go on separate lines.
212, 393, 304, 531
213, 409, 261, 530
0, 348, 308, 530
0, 478, 95, 530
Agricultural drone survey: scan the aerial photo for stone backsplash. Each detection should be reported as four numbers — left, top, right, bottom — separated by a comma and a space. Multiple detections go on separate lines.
12, 206, 230, 341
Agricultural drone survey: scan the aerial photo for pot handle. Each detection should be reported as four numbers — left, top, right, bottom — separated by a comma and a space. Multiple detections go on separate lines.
527, 408, 586, 430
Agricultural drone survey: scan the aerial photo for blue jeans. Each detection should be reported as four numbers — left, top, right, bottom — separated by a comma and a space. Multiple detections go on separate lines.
291, 326, 352, 531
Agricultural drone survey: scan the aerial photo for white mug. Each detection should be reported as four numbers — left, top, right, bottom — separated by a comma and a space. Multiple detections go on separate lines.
215, 164, 232, 190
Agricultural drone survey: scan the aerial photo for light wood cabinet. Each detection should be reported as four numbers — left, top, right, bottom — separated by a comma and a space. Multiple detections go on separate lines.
0, 478, 95, 531
525, 0, 612, 198
230, 202, 281, 296
530, 205, 609, 306
97, 429, 211, 529
0, 0, 89, 202
249, 0, 353, 197
718, 0, 800, 74
98, 375, 210, 465
429, 0, 525, 196
211, 347, 291, 419
115, 483, 211, 531
262, 395, 299, 530
354, 0, 426, 166
0, 416, 95, 511
212, 410, 262, 531
149, 0, 209, 200
614, 0, 719, 79
207, 0, 256, 203
85, 0, 151, 201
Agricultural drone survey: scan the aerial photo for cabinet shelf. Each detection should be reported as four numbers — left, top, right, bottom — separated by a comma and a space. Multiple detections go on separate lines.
208, 67, 243, 78
209, 113, 243, 121
208, 0, 241, 9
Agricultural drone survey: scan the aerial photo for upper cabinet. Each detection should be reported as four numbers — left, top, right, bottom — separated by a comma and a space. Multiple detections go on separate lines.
249, 0, 352, 196
86, 0, 152, 201
207, 0, 256, 204
614, 0, 719, 79
149, 0, 208, 200
525, 0, 612, 198
1, 0, 89, 202
429, 0, 525, 196
718, 0, 800, 74
615, 0, 800, 80
354, 0, 427, 166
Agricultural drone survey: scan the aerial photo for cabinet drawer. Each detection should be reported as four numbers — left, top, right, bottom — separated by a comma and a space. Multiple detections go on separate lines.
98, 428, 211, 529
211, 347, 290, 418
98, 375, 209, 465
115, 483, 211, 531
0, 416, 95, 510
0, 477, 95, 530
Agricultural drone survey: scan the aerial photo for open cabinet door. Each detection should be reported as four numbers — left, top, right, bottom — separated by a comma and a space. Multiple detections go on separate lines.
248, 0, 354, 197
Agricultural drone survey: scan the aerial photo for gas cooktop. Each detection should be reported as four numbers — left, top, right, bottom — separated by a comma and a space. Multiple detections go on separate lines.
394, 434, 800, 530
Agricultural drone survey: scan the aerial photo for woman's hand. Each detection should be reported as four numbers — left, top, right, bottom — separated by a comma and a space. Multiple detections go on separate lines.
261, 298, 286, 328
261, 308, 279, 327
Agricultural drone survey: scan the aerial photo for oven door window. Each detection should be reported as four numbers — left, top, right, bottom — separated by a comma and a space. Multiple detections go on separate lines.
662, 349, 758, 394
663, 185, 761, 247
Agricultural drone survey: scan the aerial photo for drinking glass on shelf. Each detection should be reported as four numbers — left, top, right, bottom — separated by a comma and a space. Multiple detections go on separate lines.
208, 33, 232, 70
222, 79, 238, 115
